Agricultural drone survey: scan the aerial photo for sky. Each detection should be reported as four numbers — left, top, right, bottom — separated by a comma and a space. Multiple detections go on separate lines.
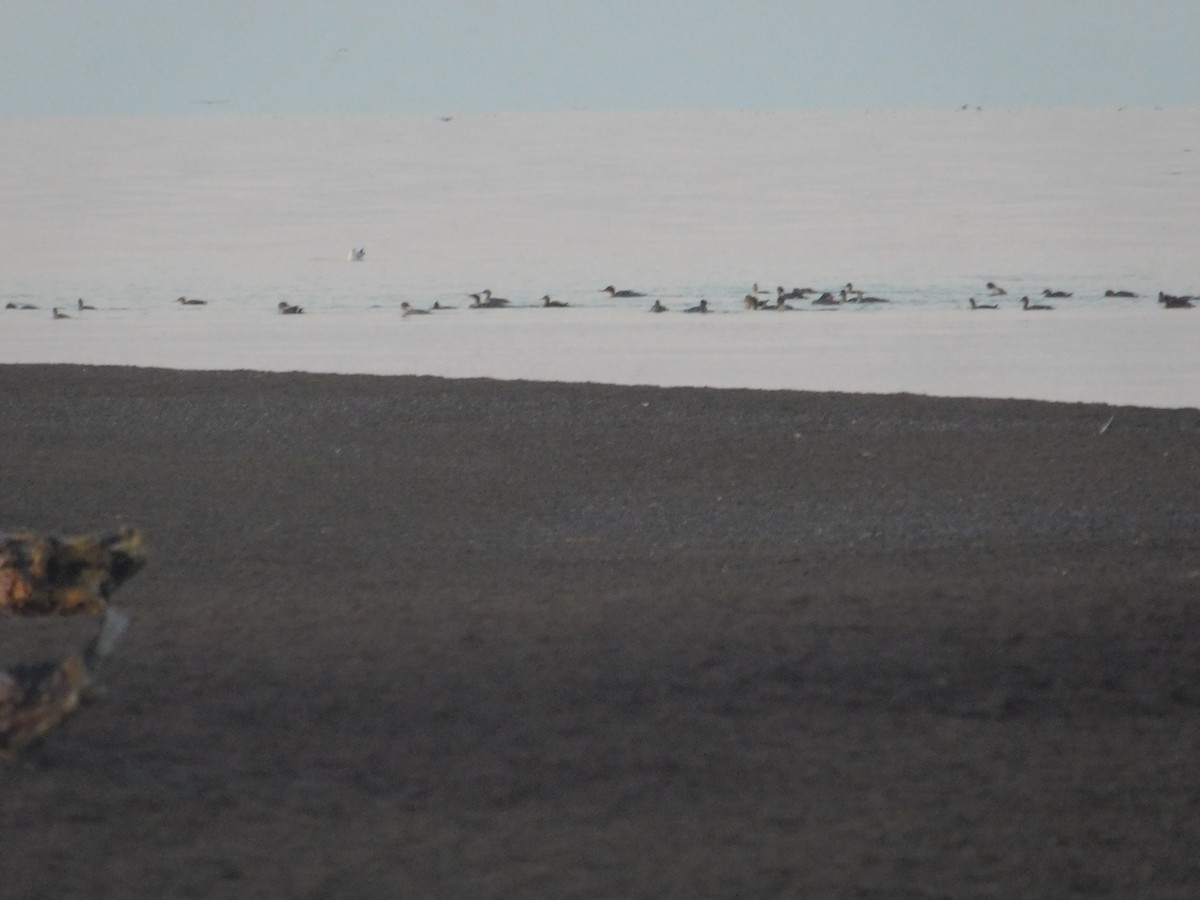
3, 1, 1200, 117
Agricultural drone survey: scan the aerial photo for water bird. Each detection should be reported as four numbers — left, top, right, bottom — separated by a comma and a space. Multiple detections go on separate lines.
649, 300, 668, 313
1104, 289, 1138, 298
969, 298, 998, 309
5, 302, 37, 310
683, 299, 710, 314
431, 300, 455, 310
777, 286, 813, 301
469, 290, 510, 308
52, 307, 70, 319
479, 289, 510, 305
752, 282, 771, 295
744, 294, 767, 310
812, 292, 841, 306
277, 301, 304, 315
1042, 288, 1072, 298
602, 285, 646, 298
348, 247, 365, 261
1021, 296, 1054, 310
400, 301, 429, 316
842, 289, 890, 304
541, 295, 568, 308
986, 282, 1007, 296
843, 283, 865, 301
1158, 292, 1195, 308
176, 296, 207, 305
77, 298, 95, 311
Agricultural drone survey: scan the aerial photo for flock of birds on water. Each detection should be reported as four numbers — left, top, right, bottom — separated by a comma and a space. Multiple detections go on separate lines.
6, 282, 1198, 319
395, 283, 1199, 316
6, 250, 1196, 319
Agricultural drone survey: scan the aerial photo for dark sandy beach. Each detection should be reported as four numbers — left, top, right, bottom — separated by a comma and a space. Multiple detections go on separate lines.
1, 364, 1199, 898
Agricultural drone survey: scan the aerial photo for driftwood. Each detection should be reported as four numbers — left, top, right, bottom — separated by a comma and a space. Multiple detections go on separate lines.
1, 527, 145, 761
1, 527, 145, 616
0, 609, 129, 762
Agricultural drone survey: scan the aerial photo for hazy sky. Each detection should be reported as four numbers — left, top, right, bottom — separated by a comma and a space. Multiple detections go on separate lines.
4, 1, 1199, 116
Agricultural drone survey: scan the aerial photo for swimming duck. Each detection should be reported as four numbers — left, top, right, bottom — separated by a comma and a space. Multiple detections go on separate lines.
52, 307, 70, 319
1021, 296, 1054, 310
777, 286, 814, 301
969, 297, 998, 310
811, 292, 841, 306
845, 290, 890, 304
176, 296, 207, 305
602, 285, 646, 298
465, 296, 508, 314
400, 301, 429, 316
348, 247, 365, 261
744, 294, 765, 310
752, 282, 771, 295
649, 300, 668, 313
469, 290, 510, 308
986, 282, 1007, 296
541, 295, 568, 308
1158, 292, 1195, 308
1104, 289, 1138, 298
77, 298, 95, 311
844, 283, 865, 301
683, 299, 710, 313
5, 302, 37, 310
277, 301, 304, 315
1042, 288, 1072, 298
480, 289, 510, 306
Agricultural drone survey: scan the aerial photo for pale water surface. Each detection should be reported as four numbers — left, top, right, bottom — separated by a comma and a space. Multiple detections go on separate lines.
2, 109, 1198, 408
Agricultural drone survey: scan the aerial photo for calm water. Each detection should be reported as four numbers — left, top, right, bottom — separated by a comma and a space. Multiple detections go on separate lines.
3, 109, 1198, 315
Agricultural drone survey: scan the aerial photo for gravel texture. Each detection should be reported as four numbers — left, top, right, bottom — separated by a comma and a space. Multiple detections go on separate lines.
1, 364, 1199, 898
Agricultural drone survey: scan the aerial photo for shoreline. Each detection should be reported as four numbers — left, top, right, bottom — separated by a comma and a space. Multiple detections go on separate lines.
3, 302, 1199, 411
